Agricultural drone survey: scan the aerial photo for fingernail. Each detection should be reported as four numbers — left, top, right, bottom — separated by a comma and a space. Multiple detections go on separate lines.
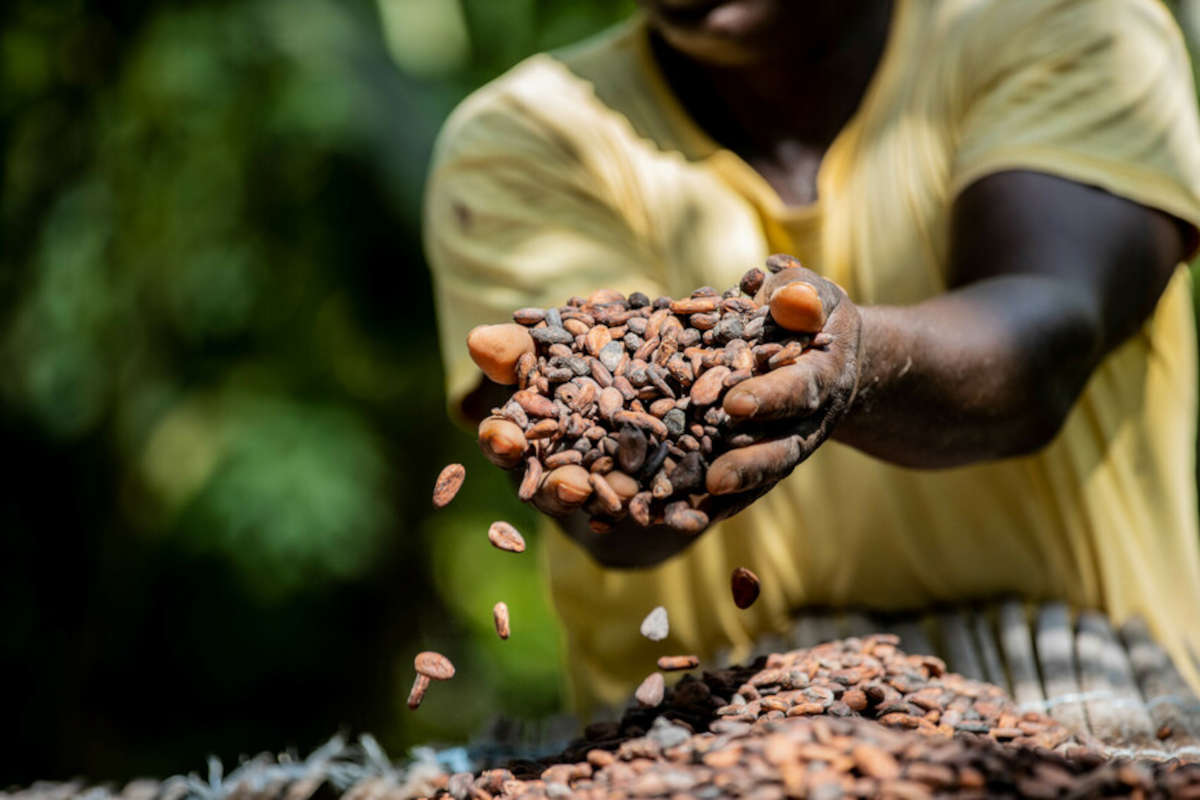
725, 391, 759, 418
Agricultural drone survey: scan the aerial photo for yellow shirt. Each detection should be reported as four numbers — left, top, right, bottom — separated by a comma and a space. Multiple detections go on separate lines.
425, 0, 1200, 711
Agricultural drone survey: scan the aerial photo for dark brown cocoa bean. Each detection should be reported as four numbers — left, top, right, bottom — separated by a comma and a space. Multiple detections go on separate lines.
730, 566, 761, 609
642, 441, 669, 479
432, 463, 466, 508
617, 425, 647, 473
668, 451, 704, 494
740, 267, 765, 295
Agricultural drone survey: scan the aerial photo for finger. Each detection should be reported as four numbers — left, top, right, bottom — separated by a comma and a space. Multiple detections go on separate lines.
466, 323, 534, 385
532, 465, 593, 515
706, 435, 804, 495
478, 416, 527, 469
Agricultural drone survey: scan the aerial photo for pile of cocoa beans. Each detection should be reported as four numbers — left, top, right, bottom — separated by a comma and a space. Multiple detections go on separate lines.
470, 258, 826, 533
435, 636, 1200, 799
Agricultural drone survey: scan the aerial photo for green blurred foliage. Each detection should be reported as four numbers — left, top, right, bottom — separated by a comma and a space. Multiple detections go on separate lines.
0, 0, 631, 785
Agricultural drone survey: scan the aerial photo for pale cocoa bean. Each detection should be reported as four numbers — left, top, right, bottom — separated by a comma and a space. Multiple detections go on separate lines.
651, 470, 673, 499
690, 365, 730, 406
512, 307, 546, 325
513, 389, 558, 418
563, 317, 588, 336
649, 398, 675, 417
589, 357, 613, 387
488, 521, 527, 553
549, 464, 592, 505
545, 450, 583, 468
407, 673, 431, 709
432, 463, 466, 508
635, 672, 665, 707
604, 470, 639, 499
723, 369, 752, 388
493, 601, 510, 640
584, 325, 612, 357
670, 297, 719, 314
478, 417, 527, 469
589, 455, 615, 474
614, 409, 669, 439
525, 418, 559, 440
768, 341, 805, 369
657, 654, 700, 671
769, 280, 826, 333
518, 457, 542, 501
414, 650, 456, 680
731, 566, 761, 609
589, 472, 622, 514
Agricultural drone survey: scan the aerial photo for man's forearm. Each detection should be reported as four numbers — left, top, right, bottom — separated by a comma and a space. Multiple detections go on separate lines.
832, 274, 1104, 468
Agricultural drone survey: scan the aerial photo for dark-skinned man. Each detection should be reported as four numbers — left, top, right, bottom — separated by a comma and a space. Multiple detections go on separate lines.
425, 0, 1200, 713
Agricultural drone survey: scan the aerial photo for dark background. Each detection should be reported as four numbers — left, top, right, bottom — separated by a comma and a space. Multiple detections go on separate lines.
1, 0, 1197, 788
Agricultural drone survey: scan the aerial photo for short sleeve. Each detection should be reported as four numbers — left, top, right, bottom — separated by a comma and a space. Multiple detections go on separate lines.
424, 56, 666, 419
950, 0, 1200, 243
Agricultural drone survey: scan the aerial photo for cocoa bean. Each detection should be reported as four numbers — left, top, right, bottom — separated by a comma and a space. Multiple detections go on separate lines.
407, 673, 431, 709
669, 451, 704, 494
414, 651, 456, 681
690, 366, 730, 406
513, 389, 557, 418
635, 672, 665, 708
657, 655, 700, 671
617, 425, 647, 473
730, 566, 761, 609
478, 417, 527, 469
629, 492, 653, 526
517, 457, 542, 501
664, 500, 708, 533
651, 470, 673, 499
487, 521, 527, 553
432, 463, 466, 508
740, 267, 765, 295
614, 409, 669, 439
549, 464, 592, 505
513, 307, 546, 325
493, 601, 510, 640
545, 450, 583, 468
525, 418, 559, 440
589, 472, 623, 514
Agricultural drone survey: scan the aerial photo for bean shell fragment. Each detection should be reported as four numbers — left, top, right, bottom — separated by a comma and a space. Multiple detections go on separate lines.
640, 606, 669, 641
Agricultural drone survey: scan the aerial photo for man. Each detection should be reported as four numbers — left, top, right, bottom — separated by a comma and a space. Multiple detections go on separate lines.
425, 0, 1200, 712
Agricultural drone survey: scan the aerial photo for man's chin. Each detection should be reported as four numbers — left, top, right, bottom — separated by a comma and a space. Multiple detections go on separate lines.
646, 0, 785, 67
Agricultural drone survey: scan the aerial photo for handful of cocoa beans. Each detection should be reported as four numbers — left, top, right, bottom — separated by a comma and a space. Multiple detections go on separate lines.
469, 256, 826, 534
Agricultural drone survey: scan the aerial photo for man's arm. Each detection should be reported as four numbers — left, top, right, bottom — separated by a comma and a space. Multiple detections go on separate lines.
832, 170, 1190, 467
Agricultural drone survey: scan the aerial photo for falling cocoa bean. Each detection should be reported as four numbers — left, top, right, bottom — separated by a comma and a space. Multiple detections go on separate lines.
488, 521, 527, 553
432, 463, 466, 508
